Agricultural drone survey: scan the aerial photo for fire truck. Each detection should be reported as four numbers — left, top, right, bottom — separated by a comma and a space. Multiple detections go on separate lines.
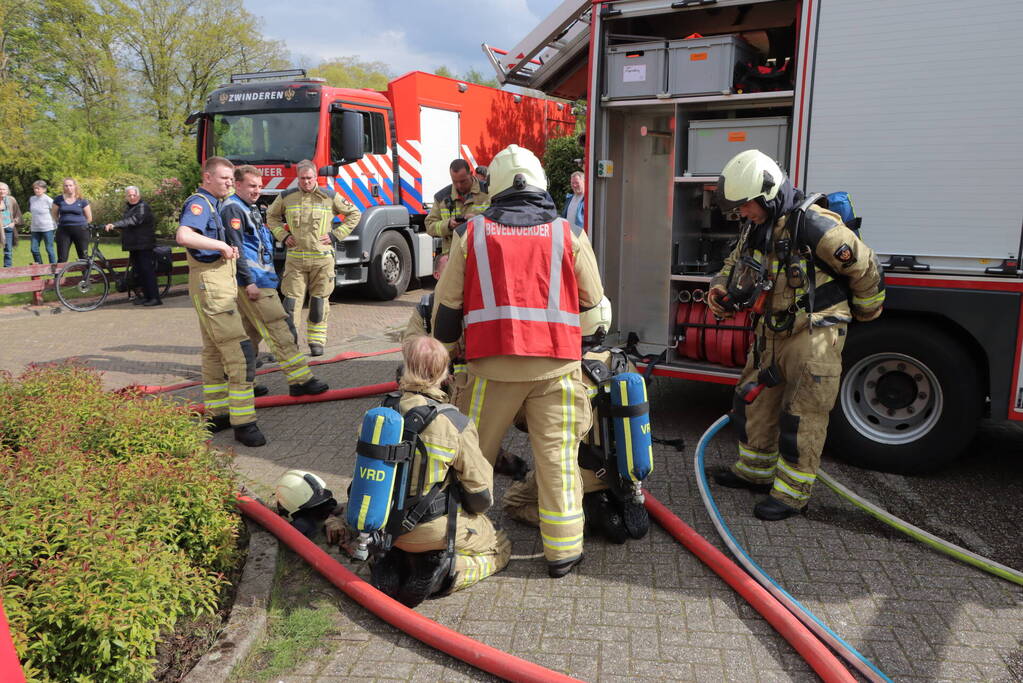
188, 69, 574, 299
486, 0, 1023, 474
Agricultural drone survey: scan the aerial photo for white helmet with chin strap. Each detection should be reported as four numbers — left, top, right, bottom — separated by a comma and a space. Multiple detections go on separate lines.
274, 469, 332, 519
714, 150, 785, 212
488, 144, 548, 197
581, 296, 613, 338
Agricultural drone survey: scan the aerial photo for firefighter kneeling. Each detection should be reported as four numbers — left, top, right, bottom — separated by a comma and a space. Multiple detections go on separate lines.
502, 297, 653, 543
329, 335, 510, 607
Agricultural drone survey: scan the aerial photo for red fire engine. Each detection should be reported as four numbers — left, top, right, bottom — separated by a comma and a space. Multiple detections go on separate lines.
188, 69, 574, 299
486, 0, 1023, 474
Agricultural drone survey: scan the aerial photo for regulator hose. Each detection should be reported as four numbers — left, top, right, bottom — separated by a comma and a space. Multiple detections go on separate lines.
644, 493, 856, 683
0, 598, 25, 683
817, 470, 1023, 586
695, 415, 891, 683
127, 347, 401, 395
235, 495, 583, 683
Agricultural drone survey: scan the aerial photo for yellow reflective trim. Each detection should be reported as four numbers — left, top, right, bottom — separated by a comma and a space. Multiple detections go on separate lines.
773, 477, 811, 501
777, 459, 816, 483
357, 495, 372, 529
853, 291, 886, 306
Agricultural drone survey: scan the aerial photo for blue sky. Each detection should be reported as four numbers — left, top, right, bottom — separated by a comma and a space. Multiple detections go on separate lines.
243, 0, 564, 80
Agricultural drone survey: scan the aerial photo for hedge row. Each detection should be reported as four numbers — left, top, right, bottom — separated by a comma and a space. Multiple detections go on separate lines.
0, 364, 239, 682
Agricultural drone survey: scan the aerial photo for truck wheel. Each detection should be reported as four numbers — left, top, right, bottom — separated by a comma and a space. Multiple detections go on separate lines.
367, 231, 411, 300
826, 319, 983, 474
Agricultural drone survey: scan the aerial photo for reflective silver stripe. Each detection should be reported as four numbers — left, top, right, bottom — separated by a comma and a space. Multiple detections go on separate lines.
548, 218, 565, 310
470, 216, 496, 311
465, 305, 579, 325
469, 216, 578, 327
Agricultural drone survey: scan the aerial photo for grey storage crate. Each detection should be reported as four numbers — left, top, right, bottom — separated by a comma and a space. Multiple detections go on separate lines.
686, 117, 790, 176
605, 41, 667, 99
667, 34, 758, 96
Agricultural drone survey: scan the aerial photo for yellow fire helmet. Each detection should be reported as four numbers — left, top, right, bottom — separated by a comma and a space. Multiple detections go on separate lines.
714, 149, 785, 211
581, 296, 613, 337
488, 144, 548, 197
273, 469, 332, 519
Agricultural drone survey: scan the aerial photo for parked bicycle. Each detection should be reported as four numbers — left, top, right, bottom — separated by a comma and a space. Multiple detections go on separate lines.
54, 224, 172, 312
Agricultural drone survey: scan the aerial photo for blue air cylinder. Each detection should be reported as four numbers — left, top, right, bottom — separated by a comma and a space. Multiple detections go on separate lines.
609, 372, 654, 482
346, 406, 405, 533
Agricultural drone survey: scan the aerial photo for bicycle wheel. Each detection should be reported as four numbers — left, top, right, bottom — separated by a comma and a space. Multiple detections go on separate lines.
56, 261, 110, 311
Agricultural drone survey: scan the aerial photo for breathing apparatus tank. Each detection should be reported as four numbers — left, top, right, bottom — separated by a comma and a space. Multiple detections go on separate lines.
345, 406, 408, 559
609, 372, 654, 496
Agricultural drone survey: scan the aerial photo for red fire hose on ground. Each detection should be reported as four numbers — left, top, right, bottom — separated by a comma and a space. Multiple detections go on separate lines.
126, 347, 401, 395
235, 495, 583, 683
644, 493, 855, 682
0, 598, 25, 683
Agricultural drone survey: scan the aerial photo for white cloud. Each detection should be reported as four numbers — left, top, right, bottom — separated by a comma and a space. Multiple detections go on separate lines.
246, 0, 564, 78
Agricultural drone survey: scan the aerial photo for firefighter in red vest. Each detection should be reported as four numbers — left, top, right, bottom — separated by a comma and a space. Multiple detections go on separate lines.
432, 144, 604, 578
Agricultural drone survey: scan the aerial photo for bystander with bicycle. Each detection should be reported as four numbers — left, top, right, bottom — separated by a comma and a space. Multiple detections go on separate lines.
105, 186, 161, 306
28, 181, 56, 264
0, 182, 22, 268
52, 177, 92, 262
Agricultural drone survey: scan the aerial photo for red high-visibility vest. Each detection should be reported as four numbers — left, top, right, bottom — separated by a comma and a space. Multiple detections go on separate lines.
463, 215, 581, 361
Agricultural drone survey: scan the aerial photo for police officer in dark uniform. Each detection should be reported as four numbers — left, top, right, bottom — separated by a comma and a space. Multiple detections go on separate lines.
175, 156, 265, 447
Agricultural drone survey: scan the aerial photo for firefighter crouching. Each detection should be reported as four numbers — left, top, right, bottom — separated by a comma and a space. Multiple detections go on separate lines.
706, 150, 885, 521
502, 297, 652, 543
424, 158, 490, 275
175, 156, 265, 447
221, 165, 330, 398
328, 335, 510, 607
432, 144, 604, 578
266, 159, 361, 357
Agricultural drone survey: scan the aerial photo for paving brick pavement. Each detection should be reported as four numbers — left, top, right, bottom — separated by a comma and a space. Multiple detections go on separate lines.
3, 286, 1022, 682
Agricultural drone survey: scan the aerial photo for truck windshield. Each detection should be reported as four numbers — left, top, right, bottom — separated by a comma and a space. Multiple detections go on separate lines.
209, 111, 318, 163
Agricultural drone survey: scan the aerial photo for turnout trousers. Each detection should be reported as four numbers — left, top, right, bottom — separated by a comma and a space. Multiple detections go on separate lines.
731, 324, 847, 509
395, 511, 512, 594
237, 287, 313, 387
187, 255, 256, 427
280, 253, 334, 350
459, 370, 590, 563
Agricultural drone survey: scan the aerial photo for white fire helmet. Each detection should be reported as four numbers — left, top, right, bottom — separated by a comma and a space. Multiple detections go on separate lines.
714, 149, 785, 211
488, 144, 548, 197
274, 470, 331, 519
581, 296, 613, 337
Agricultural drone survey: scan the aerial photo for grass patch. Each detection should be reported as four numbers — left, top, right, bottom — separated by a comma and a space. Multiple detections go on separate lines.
230, 549, 337, 681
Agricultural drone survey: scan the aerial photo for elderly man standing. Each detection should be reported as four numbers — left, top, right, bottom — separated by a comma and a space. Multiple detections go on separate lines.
425, 159, 489, 273
106, 186, 160, 306
266, 160, 361, 357
0, 182, 22, 268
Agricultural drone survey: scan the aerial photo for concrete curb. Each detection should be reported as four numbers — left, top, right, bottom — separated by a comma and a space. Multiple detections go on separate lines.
183, 519, 278, 683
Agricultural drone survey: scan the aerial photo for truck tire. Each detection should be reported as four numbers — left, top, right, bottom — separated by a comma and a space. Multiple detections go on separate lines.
366, 231, 411, 300
826, 319, 983, 474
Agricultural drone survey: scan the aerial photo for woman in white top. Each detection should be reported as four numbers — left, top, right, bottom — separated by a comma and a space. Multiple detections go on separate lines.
28, 180, 56, 264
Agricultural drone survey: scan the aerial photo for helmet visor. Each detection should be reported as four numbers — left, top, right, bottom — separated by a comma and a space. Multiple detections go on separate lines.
713, 175, 750, 211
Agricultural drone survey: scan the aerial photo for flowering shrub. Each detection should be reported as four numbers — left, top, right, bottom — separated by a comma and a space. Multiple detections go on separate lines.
0, 363, 239, 682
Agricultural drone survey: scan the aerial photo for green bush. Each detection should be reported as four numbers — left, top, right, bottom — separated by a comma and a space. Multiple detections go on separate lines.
543, 135, 584, 214
0, 363, 239, 682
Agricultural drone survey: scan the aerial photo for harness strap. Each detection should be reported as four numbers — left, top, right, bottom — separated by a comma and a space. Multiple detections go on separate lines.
355, 440, 414, 463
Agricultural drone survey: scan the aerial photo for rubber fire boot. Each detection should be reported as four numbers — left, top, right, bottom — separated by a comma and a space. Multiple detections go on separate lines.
622, 499, 650, 540
253, 384, 269, 397
289, 377, 330, 396
397, 551, 451, 608
233, 422, 267, 447
712, 468, 772, 494
547, 554, 583, 579
753, 496, 806, 521
494, 449, 530, 481
370, 548, 408, 600
206, 414, 231, 433
309, 343, 324, 357
583, 491, 627, 544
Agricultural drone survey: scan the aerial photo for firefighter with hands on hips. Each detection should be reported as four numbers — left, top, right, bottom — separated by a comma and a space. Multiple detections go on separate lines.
175, 156, 266, 447
266, 159, 361, 357
425, 158, 490, 275
432, 144, 604, 578
220, 165, 331, 398
706, 149, 885, 521
326, 334, 510, 607
502, 296, 651, 543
